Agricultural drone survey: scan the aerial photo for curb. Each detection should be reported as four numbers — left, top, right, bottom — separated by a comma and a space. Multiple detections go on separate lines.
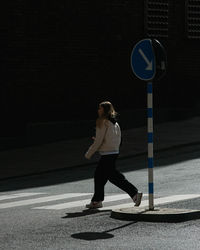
110, 207, 200, 223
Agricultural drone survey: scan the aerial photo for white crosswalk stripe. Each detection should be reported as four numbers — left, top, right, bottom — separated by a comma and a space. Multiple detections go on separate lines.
33, 194, 200, 211
0, 193, 92, 209
0, 192, 45, 201
99, 194, 200, 211
32, 193, 143, 210
0, 192, 200, 211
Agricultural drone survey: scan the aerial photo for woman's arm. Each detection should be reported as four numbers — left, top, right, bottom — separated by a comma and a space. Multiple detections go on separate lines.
85, 121, 108, 159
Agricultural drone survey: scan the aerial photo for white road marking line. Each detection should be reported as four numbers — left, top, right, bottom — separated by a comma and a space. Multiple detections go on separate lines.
99, 194, 200, 211
33, 198, 92, 210
2, 193, 198, 211
0, 193, 45, 201
0, 193, 92, 209
33, 194, 148, 210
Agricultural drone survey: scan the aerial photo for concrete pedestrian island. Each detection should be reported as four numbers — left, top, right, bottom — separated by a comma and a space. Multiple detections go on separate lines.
111, 207, 200, 223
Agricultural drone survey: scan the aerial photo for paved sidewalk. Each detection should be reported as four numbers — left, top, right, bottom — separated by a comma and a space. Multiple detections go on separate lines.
1, 117, 200, 180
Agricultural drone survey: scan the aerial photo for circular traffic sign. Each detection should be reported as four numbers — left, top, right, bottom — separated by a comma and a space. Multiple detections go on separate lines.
131, 39, 156, 81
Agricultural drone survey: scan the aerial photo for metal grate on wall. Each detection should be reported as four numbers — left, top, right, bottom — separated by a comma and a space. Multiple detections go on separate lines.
144, 0, 169, 38
186, 0, 200, 39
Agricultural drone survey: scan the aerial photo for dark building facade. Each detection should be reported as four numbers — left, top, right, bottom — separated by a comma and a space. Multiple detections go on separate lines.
3, 0, 200, 145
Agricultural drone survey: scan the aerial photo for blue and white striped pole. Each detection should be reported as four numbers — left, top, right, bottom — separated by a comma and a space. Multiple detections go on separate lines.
147, 82, 154, 210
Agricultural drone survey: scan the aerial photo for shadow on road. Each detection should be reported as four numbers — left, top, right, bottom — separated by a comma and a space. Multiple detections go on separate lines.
71, 221, 136, 241
62, 209, 110, 219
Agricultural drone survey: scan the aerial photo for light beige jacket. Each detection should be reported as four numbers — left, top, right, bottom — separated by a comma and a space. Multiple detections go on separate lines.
85, 119, 121, 159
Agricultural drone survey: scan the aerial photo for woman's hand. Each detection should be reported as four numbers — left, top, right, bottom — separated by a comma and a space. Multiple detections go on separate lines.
85, 152, 90, 160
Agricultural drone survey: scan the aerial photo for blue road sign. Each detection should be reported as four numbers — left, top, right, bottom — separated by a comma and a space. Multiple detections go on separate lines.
131, 39, 155, 81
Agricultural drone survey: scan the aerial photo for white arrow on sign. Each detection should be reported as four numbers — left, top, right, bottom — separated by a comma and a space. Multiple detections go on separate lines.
138, 48, 153, 71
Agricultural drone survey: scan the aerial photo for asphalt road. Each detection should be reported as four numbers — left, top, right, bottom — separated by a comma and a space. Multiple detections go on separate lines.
0, 144, 200, 250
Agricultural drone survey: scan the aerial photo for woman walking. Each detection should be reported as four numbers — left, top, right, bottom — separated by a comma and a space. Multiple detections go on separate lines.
85, 101, 142, 209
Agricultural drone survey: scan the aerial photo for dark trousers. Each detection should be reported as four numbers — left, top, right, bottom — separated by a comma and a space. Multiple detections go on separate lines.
91, 154, 138, 202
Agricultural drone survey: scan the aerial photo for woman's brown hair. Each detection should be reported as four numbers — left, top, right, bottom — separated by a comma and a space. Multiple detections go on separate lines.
96, 101, 117, 127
